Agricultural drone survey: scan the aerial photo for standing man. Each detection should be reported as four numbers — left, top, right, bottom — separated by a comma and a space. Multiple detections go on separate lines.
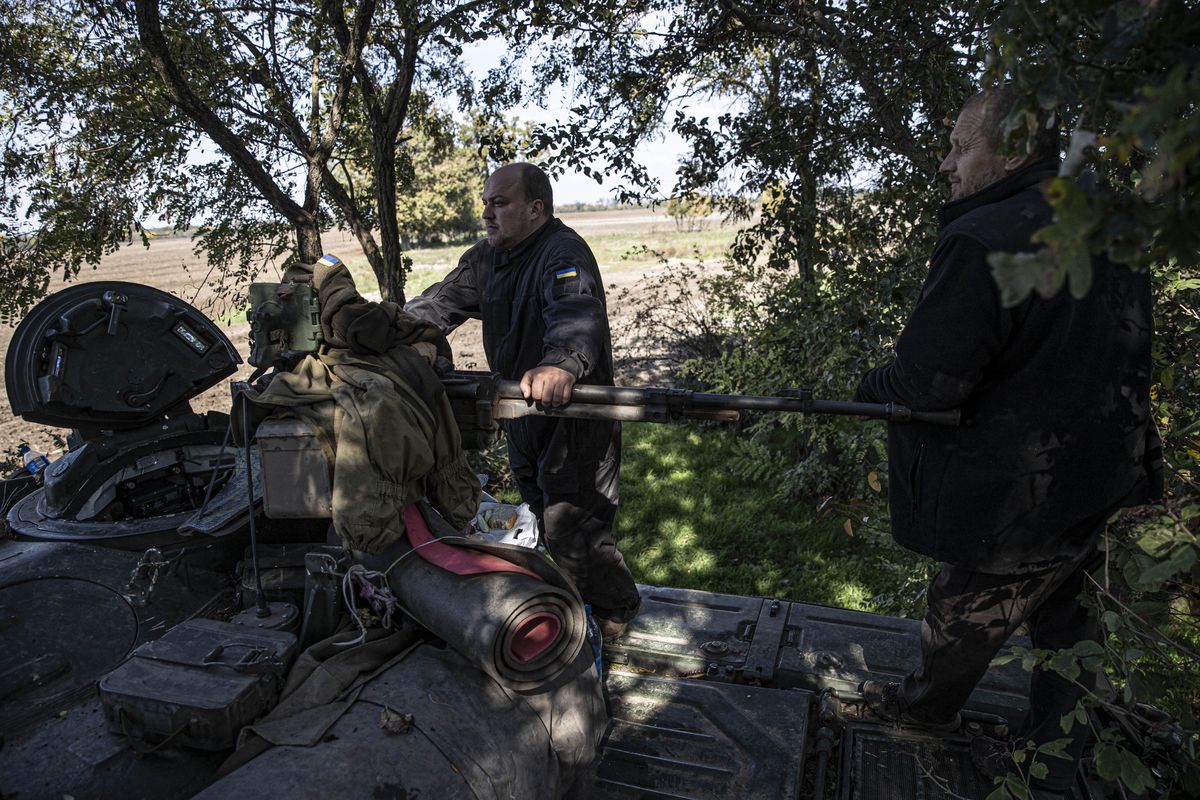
406, 162, 641, 636
853, 86, 1158, 795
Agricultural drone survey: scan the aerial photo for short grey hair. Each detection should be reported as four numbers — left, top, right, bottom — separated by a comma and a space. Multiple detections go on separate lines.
963, 84, 1060, 162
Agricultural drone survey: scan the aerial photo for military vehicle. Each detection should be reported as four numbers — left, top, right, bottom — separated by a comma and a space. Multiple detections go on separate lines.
0, 281, 1104, 799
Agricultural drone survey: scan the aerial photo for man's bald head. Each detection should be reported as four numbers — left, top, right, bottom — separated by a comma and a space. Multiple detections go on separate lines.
481, 163, 554, 249
490, 162, 554, 217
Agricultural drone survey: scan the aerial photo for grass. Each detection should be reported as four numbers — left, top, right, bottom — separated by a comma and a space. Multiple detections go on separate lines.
583, 226, 735, 269
615, 422, 923, 613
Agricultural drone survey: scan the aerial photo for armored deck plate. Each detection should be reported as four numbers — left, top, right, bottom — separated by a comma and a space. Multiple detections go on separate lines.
607, 584, 1031, 728
576, 671, 812, 799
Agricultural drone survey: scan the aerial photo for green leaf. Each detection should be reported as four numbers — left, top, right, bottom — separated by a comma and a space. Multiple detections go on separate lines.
989, 251, 1040, 307
1029, 762, 1049, 780
1071, 640, 1105, 657
1132, 545, 1198, 591
1048, 651, 1081, 681
1060, 710, 1076, 734
1136, 526, 1177, 557
1039, 737, 1075, 760
1063, 241, 1094, 299
1117, 746, 1155, 794
1003, 775, 1030, 800
1095, 741, 1121, 781
1128, 599, 1162, 616
1167, 277, 1200, 292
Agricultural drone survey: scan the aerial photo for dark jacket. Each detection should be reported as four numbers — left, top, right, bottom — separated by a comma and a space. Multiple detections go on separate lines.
854, 161, 1157, 573
405, 218, 615, 387
405, 218, 619, 482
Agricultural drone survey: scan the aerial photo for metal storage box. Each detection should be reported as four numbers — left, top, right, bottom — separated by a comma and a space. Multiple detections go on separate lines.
98, 618, 297, 750
256, 417, 333, 518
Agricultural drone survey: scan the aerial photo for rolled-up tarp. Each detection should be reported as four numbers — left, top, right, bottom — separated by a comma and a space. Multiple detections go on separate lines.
359, 503, 587, 694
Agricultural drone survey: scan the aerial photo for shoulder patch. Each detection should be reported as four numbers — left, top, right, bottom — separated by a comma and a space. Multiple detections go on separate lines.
555, 267, 578, 280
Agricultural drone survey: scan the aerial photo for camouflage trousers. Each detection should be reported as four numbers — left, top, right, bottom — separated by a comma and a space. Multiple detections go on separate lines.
902, 544, 1104, 790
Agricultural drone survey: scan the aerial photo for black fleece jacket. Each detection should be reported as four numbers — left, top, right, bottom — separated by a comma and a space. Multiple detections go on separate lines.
855, 161, 1157, 572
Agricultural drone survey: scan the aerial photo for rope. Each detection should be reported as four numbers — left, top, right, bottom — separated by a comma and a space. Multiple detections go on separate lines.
338, 564, 400, 647
332, 537, 450, 647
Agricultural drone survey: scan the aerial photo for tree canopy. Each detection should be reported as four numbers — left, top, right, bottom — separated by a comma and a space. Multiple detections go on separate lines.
0, 0, 546, 315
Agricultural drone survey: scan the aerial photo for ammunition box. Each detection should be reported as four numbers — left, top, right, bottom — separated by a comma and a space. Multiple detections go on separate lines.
98, 618, 297, 751
256, 418, 333, 519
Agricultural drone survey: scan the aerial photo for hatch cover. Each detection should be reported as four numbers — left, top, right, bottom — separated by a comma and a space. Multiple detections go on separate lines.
6, 282, 240, 430
0, 578, 138, 706
577, 672, 811, 799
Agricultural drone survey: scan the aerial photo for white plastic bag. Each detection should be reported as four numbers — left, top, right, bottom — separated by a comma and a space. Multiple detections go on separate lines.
471, 500, 539, 549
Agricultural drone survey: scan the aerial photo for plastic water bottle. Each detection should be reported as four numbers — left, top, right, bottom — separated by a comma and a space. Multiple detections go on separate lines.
18, 444, 50, 481
584, 604, 603, 681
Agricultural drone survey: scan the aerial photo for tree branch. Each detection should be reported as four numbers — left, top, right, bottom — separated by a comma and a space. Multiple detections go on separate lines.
318, 0, 375, 159
133, 0, 311, 226
418, 0, 492, 37
212, 15, 311, 154
382, 22, 419, 140
321, 162, 384, 274
717, 0, 932, 168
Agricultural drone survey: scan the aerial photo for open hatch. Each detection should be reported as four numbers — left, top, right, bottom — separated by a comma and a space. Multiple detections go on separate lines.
5, 282, 253, 547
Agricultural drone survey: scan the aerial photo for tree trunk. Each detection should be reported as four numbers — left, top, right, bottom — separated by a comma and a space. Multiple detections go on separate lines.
296, 221, 324, 264
321, 164, 386, 279
374, 131, 406, 304
300, 45, 325, 267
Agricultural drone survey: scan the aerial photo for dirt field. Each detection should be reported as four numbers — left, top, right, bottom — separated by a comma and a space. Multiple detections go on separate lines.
0, 209, 717, 457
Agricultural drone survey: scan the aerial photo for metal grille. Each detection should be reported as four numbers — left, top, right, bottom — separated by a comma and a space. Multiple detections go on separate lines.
843, 726, 994, 800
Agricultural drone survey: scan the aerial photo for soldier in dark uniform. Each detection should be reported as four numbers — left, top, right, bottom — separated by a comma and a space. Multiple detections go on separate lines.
406, 162, 641, 636
853, 86, 1158, 797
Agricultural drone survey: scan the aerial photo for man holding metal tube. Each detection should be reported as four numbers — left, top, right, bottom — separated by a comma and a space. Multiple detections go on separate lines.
405, 162, 641, 637
852, 85, 1159, 796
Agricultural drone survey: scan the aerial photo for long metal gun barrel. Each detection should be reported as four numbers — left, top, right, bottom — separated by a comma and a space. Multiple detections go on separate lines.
442, 372, 959, 446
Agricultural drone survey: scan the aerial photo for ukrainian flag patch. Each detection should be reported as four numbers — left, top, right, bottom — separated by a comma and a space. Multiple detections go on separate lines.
555, 267, 578, 280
